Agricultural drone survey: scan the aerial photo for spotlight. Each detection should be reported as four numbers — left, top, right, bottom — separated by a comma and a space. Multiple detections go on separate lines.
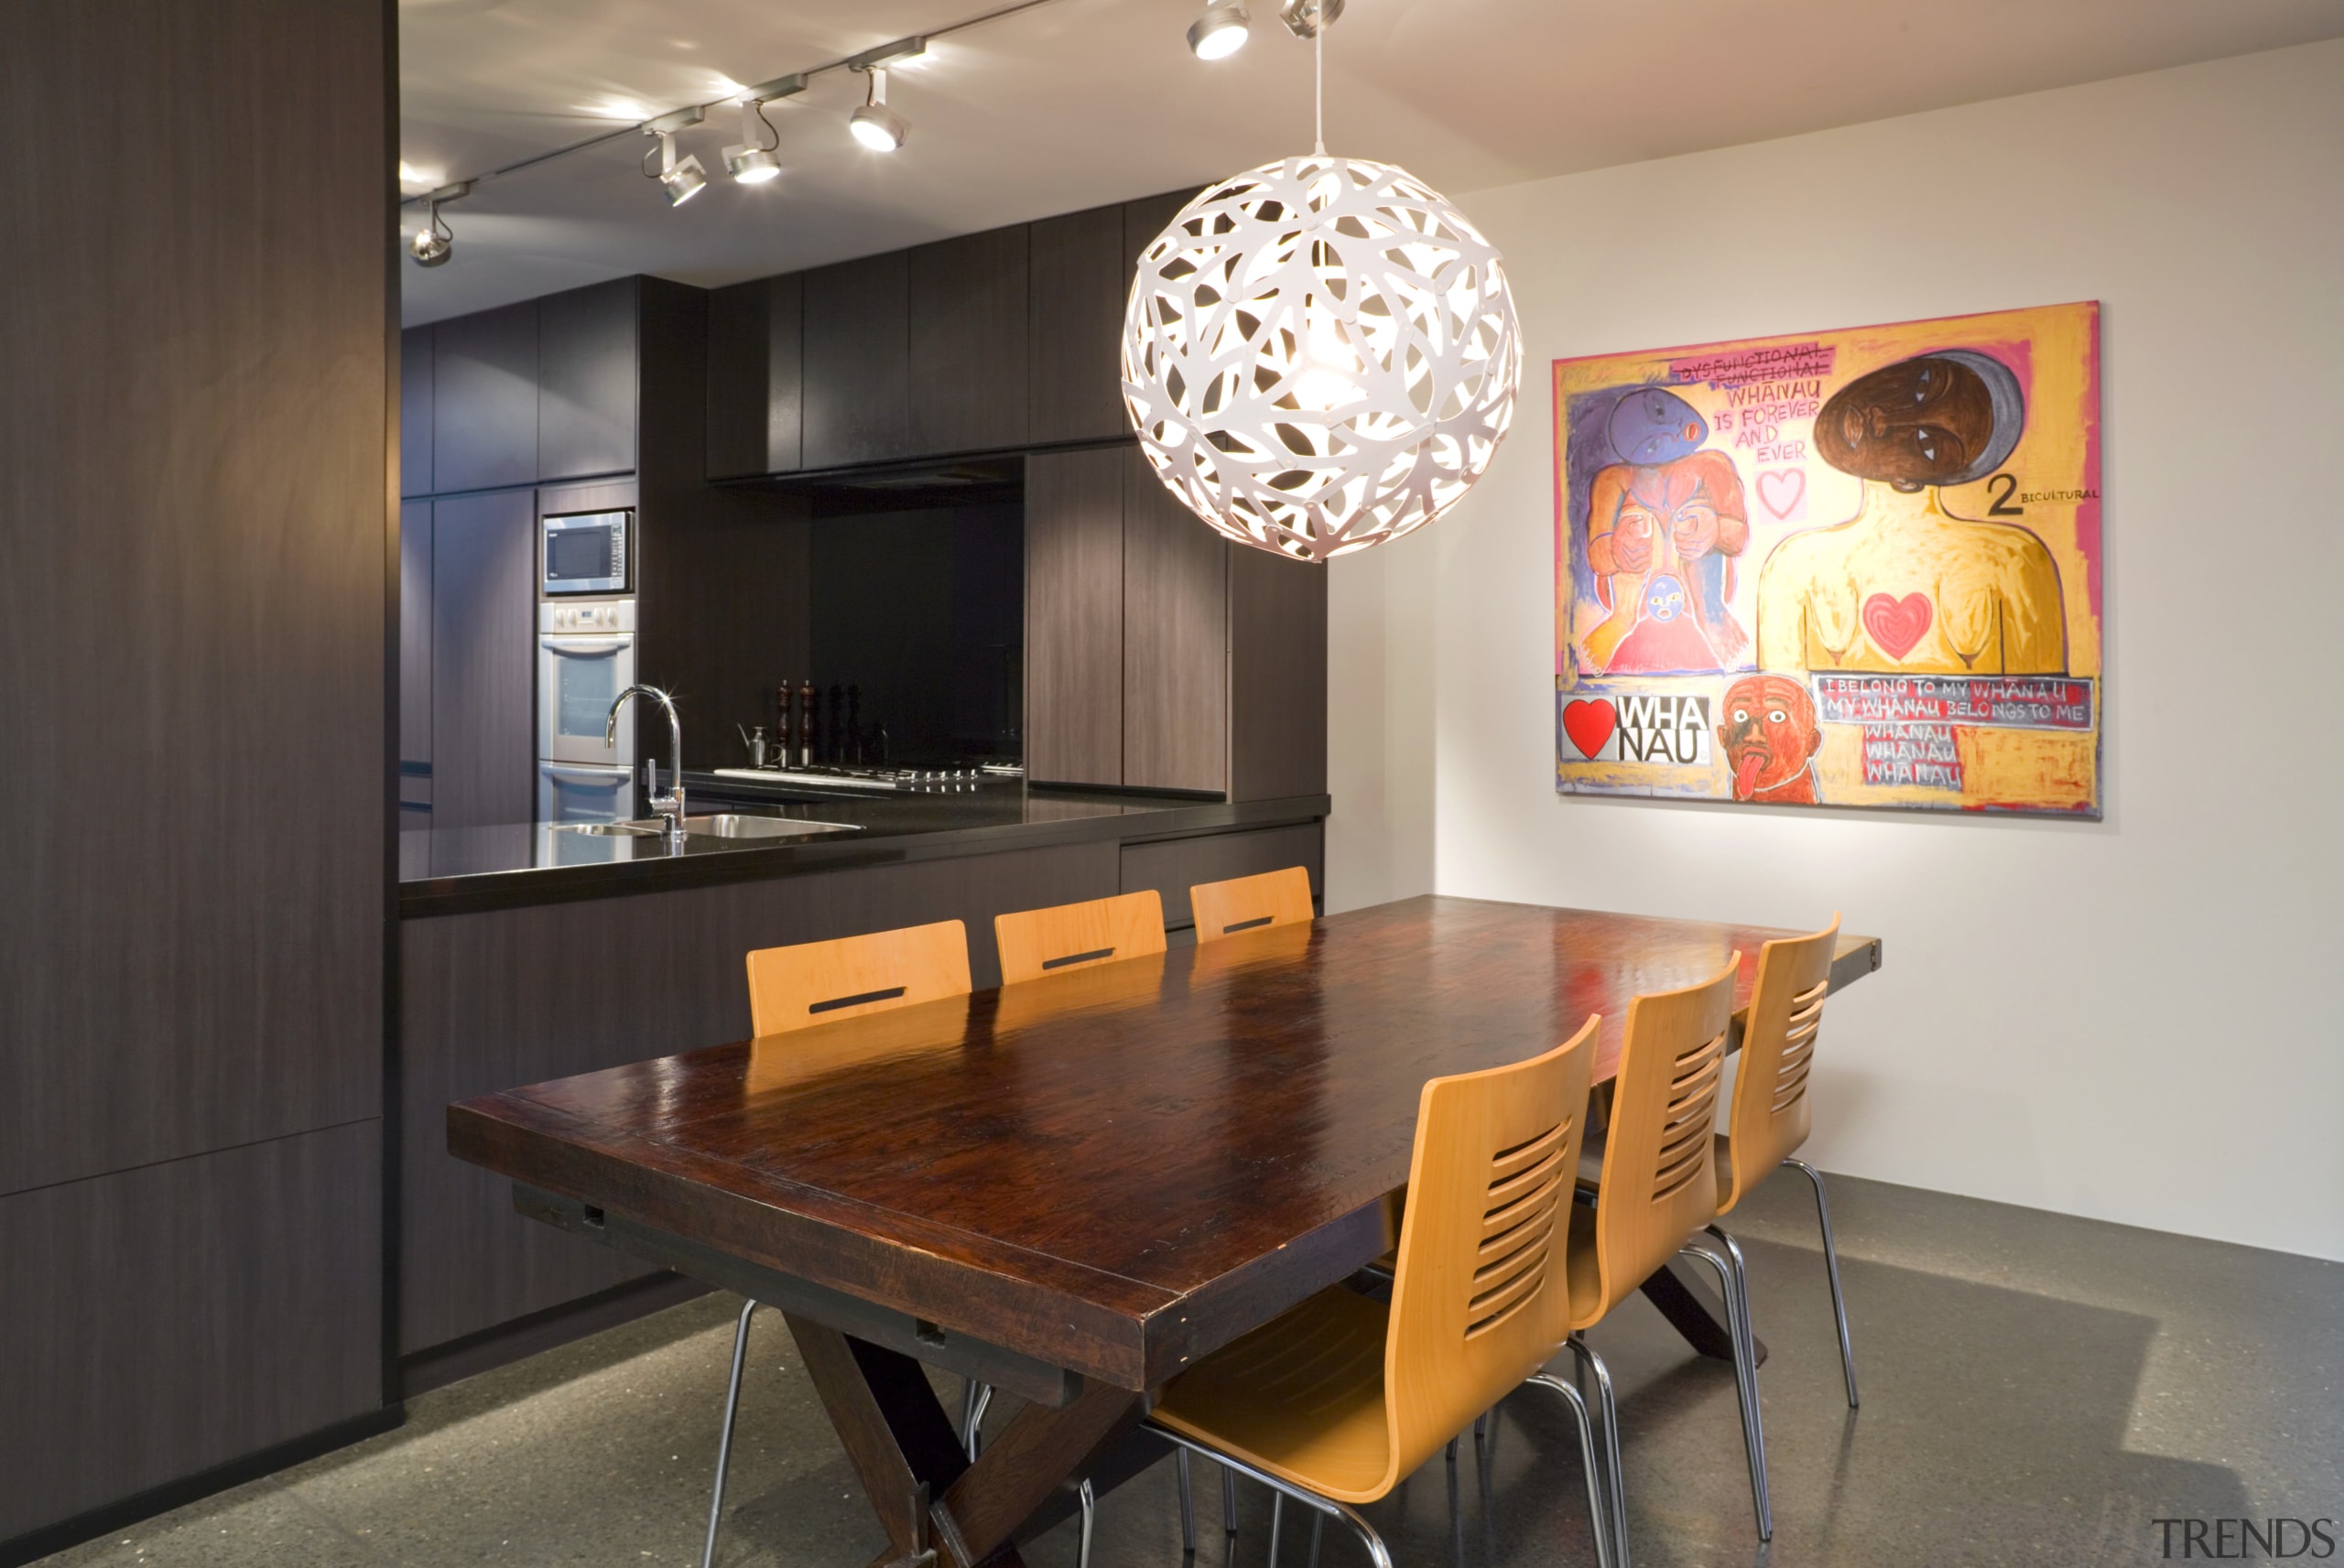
407, 182, 468, 268
643, 107, 708, 206
1187, 1, 1251, 59
849, 66, 907, 152
726, 77, 801, 186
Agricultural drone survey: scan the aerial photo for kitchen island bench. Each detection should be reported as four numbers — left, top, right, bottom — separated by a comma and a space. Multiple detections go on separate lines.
393, 784, 1328, 1393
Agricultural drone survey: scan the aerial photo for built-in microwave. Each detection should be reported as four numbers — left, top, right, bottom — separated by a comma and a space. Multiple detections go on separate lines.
541, 509, 631, 597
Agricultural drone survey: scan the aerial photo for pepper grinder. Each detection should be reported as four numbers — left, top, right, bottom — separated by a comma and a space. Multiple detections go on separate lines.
802, 680, 822, 769
777, 682, 798, 767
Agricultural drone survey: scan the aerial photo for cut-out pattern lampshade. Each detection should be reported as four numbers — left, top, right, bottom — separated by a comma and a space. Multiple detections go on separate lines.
1122, 156, 1520, 562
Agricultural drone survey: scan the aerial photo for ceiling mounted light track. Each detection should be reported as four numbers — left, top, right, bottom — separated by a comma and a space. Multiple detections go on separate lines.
1132, 0, 1521, 560
643, 105, 708, 205
724, 76, 799, 184
407, 181, 469, 267
1187, 1, 1251, 59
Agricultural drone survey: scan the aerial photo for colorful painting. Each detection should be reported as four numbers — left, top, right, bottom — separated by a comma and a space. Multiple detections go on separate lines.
1554, 302, 2102, 816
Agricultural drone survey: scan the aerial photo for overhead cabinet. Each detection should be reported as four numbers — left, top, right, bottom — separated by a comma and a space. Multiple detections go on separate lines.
802, 252, 910, 470
537, 278, 638, 481
430, 300, 538, 493
705, 274, 803, 478
1025, 448, 1324, 801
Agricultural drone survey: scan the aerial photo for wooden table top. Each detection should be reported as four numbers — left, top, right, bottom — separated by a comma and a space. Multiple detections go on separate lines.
449, 895, 1881, 1392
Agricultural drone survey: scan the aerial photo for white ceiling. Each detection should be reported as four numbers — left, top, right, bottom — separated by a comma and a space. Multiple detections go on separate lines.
397, 0, 2344, 325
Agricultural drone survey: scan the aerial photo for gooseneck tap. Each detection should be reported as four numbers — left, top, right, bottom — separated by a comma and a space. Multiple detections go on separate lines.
607, 684, 686, 848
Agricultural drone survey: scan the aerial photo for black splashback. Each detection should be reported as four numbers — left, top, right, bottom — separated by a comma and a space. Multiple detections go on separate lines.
809, 500, 1024, 765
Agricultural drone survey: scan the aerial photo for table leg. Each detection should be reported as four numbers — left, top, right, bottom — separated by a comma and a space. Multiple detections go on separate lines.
1639, 1261, 1768, 1367
786, 1313, 1144, 1568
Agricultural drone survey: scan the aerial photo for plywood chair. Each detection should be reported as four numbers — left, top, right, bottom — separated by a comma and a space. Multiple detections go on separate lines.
1716, 916, 1858, 1407
714, 921, 974, 1568
744, 919, 971, 1036
994, 890, 1167, 985
1151, 1017, 1614, 1568
1566, 957, 1769, 1561
1188, 866, 1314, 944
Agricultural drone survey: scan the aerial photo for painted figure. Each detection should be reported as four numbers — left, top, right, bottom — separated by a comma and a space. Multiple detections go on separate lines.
1716, 674, 1824, 805
1583, 388, 1750, 671
1755, 351, 2065, 674
1605, 573, 1721, 673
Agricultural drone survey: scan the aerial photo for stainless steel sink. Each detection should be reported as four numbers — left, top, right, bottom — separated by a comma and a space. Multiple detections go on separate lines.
683, 814, 859, 840
551, 821, 663, 838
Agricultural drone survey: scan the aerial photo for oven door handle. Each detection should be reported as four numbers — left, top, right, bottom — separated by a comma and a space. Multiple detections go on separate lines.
540, 638, 630, 657
541, 764, 632, 783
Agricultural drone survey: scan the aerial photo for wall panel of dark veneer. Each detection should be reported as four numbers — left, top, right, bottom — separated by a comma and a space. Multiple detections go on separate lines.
801, 252, 909, 470
537, 277, 638, 482
0, 1123, 383, 1544
399, 325, 433, 495
429, 490, 535, 832
1025, 449, 1127, 786
398, 839, 1119, 1357
1123, 447, 1228, 795
1120, 822, 1324, 935
0, 0, 387, 1200
432, 298, 538, 492
1027, 204, 1127, 447
909, 224, 1030, 457
1229, 545, 1328, 801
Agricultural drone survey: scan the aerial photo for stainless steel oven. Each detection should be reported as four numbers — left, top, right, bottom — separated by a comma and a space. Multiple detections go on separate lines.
537, 599, 635, 821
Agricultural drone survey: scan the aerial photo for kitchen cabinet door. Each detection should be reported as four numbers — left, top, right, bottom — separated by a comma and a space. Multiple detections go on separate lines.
537, 278, 637, 481
431, 300, 537, 492
399, 326, 433, 496
706, 273, 802, 478
1024, 449, 1125, 786
802, 252, 908, 470
1229, 541, 1328, 800
1123, 449, 1228, 795
908, 224, 1029, 457
1027, 204, 1127, 447
430, 490, 535, 830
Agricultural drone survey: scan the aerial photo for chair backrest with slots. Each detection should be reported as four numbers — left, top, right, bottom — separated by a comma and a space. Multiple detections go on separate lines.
1720, 916, 1839, 1212
1188, 866, 1314, 944
994, 891, 1167, 986
1382, 1015, 1600, 1485
1580, 956, 1739, 1326
744, 920, 971, 1037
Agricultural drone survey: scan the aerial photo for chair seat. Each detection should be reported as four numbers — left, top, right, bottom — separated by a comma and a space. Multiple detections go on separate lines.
1578, 1129, 1742, 1210
1152, 1284, 1394, 1504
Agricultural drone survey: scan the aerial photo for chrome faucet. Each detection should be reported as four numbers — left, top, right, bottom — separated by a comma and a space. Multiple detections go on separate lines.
607, 684, 687, 848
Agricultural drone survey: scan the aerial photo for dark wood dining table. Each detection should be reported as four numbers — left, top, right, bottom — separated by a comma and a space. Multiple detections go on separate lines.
449, 895, 1882, 1568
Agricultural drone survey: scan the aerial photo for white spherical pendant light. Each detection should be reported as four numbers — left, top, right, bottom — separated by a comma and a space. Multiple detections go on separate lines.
1122, 156, 1520, 561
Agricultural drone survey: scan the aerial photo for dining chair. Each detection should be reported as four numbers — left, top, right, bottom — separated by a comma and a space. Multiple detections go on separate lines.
1566, 956, 1769, 1563
994, 889, 1167, 985
1711, 916, 1859, 1407
711, 921, 974, 1568
1188, 865, 1314, 944
1150, 1015, 1615, 1568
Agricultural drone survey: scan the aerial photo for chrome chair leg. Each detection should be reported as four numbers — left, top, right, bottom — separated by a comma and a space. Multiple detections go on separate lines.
702, 1297, 760, 1568
1681, 1239, 1771, 1541
1525, 1372, 1613, 1568
1077, 1477, 1095, 1568
1147, 1428, 1393, 1568
1222, 1465, 1239, 1539
1175, 1446, 1197, 1554
1567, 1334, 1630, 1568
963, 1381, 995, 1463
1785, 1156, 1861, 1408
1268, 1491, 1285, 1568
1307, 1511, 1323, 1568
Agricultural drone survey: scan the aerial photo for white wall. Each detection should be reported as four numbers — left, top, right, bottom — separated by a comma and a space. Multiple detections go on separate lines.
1323, 39, 2344, 1261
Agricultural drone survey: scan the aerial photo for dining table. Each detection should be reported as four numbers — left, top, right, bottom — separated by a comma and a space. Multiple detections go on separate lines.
448, 894, 1883, 1568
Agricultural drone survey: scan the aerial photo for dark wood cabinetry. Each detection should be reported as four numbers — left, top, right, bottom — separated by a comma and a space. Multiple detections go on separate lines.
1027, 205, 1127, 446
429, 491, 536, 832
400, 327, 433, 496
909, 224, 1030, 457
1025, 449, 1126, 786
1230, 545, 1329, 800
803, 252, 909, 469
537, 278, 638, 481
400, 500, 433, 817
431, 300, 538, 492
1123, 448, 1228, 794
706, 274, 804, 478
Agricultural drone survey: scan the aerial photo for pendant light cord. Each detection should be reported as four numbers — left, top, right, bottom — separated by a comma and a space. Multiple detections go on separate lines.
1313, 11, 1325, 156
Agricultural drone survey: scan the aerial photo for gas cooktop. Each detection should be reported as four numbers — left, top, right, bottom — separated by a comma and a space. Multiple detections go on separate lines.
711, 763, 1021, 795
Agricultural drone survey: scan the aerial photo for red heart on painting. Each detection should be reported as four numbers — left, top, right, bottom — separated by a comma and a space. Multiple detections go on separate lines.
1757, 468, 1806, 519
1862, 592, 1934, 660
1563, 698, 1617, 759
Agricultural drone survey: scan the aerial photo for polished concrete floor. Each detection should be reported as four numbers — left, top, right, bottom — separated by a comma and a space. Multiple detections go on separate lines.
39, 1173, 2341, 1568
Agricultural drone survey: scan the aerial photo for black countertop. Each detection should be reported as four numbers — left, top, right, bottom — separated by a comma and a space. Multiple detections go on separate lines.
399, 776, 1330, 918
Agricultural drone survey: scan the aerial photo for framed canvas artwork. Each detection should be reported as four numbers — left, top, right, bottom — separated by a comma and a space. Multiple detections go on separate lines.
1553, 301, 2102, 816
